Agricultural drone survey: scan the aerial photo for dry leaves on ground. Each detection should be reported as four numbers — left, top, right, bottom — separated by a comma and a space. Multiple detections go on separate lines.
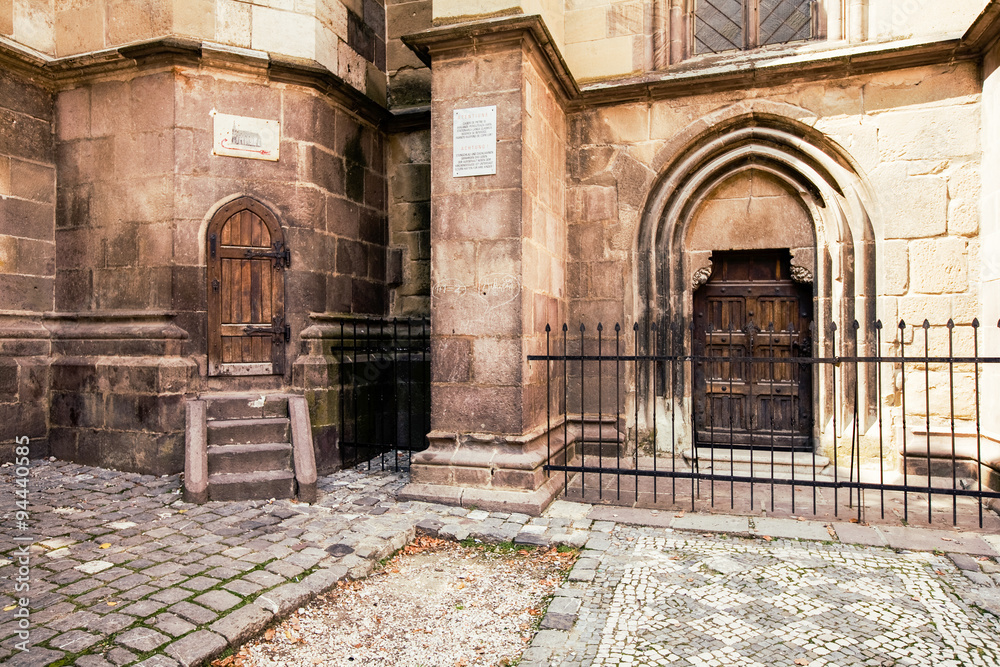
213, 539, 577, 667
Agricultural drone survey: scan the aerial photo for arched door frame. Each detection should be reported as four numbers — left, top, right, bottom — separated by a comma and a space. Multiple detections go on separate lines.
634, 110, 878, 453
206, 196, 289, 376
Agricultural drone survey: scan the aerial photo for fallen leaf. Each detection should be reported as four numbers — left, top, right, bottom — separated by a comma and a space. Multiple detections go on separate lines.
100, 543, 111, 549
942, 537, 955, 542
456, 582, 465, 590
797, 517, 806, 522
177, 509, 187, 514
936, 570, 946, 575
107, 601, 117, 607
3, 605, 16, 611
762, 535, 773, 542
795, 659, 810, 666
264, 628, 275, 641
849, 518, 859, 523
675, 511, 685, 518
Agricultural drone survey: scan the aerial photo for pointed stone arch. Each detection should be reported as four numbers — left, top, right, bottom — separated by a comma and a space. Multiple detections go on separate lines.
634, 107, 878, 451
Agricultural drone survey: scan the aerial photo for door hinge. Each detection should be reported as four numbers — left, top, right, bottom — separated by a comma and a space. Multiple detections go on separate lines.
209, 233, 216, 258
284, 324, 291, 342
243, 242, 291, 269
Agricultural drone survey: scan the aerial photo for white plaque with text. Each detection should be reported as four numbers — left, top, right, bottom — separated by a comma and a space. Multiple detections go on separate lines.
453, 106, 497, 177
213, 113, 280, 161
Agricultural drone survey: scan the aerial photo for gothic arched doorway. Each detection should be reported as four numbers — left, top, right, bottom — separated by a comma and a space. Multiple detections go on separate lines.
206, 197, 289, 376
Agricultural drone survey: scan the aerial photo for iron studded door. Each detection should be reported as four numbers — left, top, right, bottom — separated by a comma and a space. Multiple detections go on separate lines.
207, 198, 288, 376
692, 251, 812, 451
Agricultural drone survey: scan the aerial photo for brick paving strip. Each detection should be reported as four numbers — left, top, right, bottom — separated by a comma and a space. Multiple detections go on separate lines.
2, 460, 1000, 667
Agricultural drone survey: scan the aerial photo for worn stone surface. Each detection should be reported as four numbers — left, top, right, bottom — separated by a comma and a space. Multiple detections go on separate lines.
4, 457, 1000, 666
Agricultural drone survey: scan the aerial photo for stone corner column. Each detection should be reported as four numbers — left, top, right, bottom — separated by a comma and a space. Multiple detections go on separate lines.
397, 17, 573, 516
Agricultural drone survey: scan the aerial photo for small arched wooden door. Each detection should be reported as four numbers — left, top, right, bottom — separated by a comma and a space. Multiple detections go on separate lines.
206, 198, 289, 376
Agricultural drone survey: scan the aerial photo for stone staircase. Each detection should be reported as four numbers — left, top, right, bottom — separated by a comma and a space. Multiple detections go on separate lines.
684, 447, 832, 480
183, 393, 317, 503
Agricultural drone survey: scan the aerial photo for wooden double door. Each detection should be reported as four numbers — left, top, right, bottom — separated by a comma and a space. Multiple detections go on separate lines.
692, 251, 813, 451
207, 198, 289, 376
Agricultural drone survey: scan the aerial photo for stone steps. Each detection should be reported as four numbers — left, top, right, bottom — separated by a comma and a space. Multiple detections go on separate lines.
685, 447, 832, 480
207, 442, 293, 475
184, 393, 317, 504
207, 469, 297, 502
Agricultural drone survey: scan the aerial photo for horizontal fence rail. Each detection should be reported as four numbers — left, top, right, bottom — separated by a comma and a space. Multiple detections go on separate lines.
336, 317, 431, 471
530, 318, 1000, 528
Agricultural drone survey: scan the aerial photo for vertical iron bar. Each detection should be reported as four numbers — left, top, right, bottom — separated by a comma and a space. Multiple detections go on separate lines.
353, 320, 362, 470
975, 320, 984, 528
598, 322, 604, 500
948, 319, 957, 525
900, 319, 909, 524
340, 320, 346, 472
809, 321, 816, 516
875, 320, 885, 519
652, 321, 659, 504
634, 322, 640, 505
546, 324, 551, 482
692, 321, 699, 509
853, 320, 862, 523
768, 323, 776, 513
563, 324, 569, 495
670, 320, 677, 504
391, 319, 398, 472
831, 321, 838, 518
923, 319, 932, 524
726, 322, 734, 510
580, 323, 586, 500
615, 323, 622, 501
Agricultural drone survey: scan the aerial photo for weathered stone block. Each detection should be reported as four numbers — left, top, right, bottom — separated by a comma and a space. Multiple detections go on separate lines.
107, 0, 172, 45
55, 4, 105, 56
471, 337, 522, 385
909, 238, 969, 295
431, 385, 522, 434
870, 162, 947, 239
877, 106, 980, 162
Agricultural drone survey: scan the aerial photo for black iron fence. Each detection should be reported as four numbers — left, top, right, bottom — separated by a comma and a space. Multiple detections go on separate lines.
530, 318, 1000, 528
336, 317, 431, 470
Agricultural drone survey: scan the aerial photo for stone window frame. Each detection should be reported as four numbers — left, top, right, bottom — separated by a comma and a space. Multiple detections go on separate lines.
654, 0, 831, 68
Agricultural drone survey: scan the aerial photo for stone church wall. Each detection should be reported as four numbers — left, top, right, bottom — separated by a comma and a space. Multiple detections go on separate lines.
0, 66, 55, 462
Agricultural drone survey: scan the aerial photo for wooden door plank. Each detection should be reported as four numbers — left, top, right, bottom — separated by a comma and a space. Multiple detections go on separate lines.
241, 259, 251, 323
250, 259, 262, 323
251, 210, 261, 246
262, 264, 272, 322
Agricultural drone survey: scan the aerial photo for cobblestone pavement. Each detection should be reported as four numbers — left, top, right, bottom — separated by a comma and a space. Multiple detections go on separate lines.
522, 523, 1000, 667
3, 459, 1000, 667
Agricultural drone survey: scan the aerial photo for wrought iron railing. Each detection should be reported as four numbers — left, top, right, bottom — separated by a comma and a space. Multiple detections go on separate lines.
530, 318, 1000, 528
335, 317, 431, 470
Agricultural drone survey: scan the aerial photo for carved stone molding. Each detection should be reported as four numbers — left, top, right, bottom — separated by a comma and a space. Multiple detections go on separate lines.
691, 265, 713, 289
790, 264, 813, 284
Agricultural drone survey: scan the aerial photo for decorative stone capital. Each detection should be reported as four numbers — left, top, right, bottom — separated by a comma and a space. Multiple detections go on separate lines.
692, 265, 713, 289
791, 264, 813, 284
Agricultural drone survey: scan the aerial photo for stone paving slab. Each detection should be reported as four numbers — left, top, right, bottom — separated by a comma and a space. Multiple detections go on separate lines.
880, 525, 998, 556
752, 516, 833, 541
3, 459, 1000, 666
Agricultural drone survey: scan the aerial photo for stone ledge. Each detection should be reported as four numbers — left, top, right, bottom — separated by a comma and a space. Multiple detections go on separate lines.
399, 473, 567, 516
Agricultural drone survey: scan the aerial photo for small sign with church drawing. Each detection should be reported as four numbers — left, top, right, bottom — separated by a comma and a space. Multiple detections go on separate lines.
212, 112, 280, 161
